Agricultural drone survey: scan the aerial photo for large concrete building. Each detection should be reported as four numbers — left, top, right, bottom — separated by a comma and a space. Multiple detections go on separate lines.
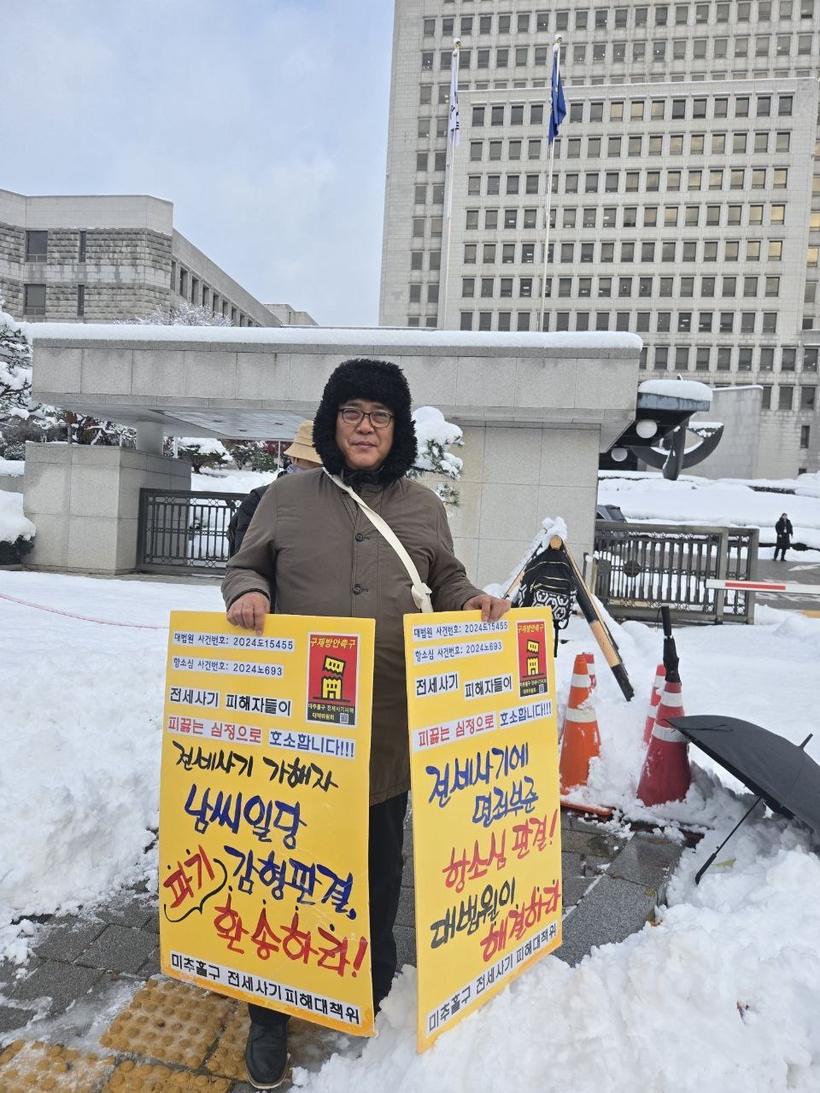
380, 0, 820, 477
0, 188, 281, 328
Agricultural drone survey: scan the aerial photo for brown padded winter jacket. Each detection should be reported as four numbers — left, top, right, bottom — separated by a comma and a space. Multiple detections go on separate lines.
221, 467, 482, 804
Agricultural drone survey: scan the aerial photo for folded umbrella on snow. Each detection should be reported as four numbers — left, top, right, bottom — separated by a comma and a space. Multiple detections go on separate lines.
667, 714, 819, 882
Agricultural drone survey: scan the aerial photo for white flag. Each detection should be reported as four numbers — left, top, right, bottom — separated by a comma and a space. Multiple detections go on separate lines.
448, 47, 460, 146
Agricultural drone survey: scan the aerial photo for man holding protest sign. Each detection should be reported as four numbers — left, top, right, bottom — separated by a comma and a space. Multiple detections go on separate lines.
223, 357, 510, 1088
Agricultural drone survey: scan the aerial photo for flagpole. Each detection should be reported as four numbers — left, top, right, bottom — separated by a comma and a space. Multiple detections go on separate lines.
539, 35, 564, 334
440, 38, 461, 329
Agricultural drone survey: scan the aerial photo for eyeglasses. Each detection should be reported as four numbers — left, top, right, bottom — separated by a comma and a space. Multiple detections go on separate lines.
338, 406, 394, 429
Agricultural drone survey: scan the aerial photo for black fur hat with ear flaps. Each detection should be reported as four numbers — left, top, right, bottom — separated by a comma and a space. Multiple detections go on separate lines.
312, 358, 418, 483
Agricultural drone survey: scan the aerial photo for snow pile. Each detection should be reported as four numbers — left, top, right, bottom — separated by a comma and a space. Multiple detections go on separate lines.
0, 490, 35, 544
0, 457, 25, 476
599, 471, 820, 551
294, 821, 820, 1093
0, 572, 222, 957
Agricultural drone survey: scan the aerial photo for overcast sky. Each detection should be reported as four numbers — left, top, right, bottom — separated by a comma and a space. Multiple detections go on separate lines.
4, 0, 395, 326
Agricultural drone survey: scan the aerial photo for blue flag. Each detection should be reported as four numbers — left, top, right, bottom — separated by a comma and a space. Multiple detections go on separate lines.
548, 49, 566, 145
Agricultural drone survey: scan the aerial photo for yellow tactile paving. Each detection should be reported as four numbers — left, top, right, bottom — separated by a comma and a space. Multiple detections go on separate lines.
0, 1039, 114, 1093
103, 1060, 230, 1092
202, 1004, 247, 1080
100, 977, 236, 1070
204, 1008, 352, 1082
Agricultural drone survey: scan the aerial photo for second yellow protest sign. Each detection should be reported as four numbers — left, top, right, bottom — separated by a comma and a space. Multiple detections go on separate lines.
405, 608, 562, 1051
159, 610, 375, 1036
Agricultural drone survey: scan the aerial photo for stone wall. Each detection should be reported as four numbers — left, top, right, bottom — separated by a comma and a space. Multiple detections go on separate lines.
1, 224, 174, 322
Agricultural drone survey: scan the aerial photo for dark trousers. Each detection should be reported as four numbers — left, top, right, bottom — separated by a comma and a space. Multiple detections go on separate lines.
249, 791, 409, 1028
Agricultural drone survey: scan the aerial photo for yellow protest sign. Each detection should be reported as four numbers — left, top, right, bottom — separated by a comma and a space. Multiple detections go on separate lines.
404, 608, 562, 1051
159, 610, 375, 1036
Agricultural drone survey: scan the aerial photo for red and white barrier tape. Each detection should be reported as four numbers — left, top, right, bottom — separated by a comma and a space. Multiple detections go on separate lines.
0, 592, 165, 629
705, 579, 820, 597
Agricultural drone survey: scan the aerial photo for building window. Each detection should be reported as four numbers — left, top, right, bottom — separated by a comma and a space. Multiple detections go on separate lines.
460, 312, 473, 331
77, 284, 85, 318
716, 347, 732, 371
738, 348, 753, 371
25, 231, 48, 262
78, 231, 87, 262
779, 385, 794, 410
23, 284, 46, 316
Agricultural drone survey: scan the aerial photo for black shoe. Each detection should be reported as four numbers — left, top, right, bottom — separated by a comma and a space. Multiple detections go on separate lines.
245, 1021, 289, 1089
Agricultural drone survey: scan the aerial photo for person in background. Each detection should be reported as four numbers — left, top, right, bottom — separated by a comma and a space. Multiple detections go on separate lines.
222, 357, 509, 1089
774, 512, 794, 561
226, 421, 320, 557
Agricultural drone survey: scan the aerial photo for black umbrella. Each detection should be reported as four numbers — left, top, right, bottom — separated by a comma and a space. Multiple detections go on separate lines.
668, 714, 819, 882
660, 605, 680, 684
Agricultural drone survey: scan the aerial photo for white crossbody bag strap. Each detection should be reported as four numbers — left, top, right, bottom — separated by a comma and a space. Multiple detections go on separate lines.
325, 470, 434, 613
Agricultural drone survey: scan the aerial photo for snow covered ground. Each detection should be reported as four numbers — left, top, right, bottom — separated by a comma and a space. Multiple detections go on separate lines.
600, 469, 820, 552
1, 564, 819, 1090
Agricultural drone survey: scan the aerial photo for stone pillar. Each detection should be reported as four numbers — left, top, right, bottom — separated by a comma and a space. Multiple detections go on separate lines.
135, 420, 165, 455
23, 442, 191, 574
448, 424, 601, 589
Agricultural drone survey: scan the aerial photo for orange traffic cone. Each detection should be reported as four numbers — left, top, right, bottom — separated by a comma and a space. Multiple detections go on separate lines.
560, 653, 601, 793
643, 663, 666, 745
636, 680, 691, 806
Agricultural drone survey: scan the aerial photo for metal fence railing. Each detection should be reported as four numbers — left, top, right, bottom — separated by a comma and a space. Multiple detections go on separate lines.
137, 489, 245, 576
592, 522, 759, 624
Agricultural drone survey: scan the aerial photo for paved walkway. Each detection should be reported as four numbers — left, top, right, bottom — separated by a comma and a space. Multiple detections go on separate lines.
0, 811, 681, 1091
755, 555, 820, 616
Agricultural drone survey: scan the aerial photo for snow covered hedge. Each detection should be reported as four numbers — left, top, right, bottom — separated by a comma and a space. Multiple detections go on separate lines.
0, 491, 35, 565
409, 406, 464, 506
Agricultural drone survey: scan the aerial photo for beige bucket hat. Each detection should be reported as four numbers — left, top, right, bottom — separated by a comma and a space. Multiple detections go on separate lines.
284, 420, 320, 464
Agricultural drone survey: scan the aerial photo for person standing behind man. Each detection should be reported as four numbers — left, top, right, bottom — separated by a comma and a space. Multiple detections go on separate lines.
226, 420, 321, 557
774, 512, 794, 561
222, 357, 509, 1089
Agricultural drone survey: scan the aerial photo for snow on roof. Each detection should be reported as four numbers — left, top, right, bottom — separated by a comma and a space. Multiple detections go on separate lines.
638, 378, 713, 404
28, 322, 642, 352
